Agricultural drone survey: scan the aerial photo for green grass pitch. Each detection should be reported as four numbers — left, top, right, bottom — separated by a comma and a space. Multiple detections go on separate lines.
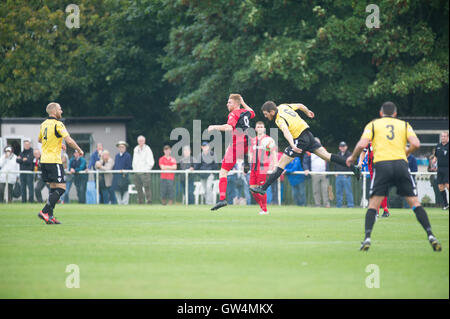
0, 204, 448, 298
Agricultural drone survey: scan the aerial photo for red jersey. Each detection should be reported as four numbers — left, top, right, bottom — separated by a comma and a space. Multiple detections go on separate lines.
227, 108, 255, 134
249, 134, 274, 174
159, 156, 177, 180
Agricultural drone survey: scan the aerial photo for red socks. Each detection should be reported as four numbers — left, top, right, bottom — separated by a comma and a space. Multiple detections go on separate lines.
252, 192, 267, 212
219, 177, 227, 201
381, 197, 388, 211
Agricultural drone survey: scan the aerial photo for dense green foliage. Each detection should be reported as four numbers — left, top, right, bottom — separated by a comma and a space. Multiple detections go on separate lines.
0, 204, 448, 298
1, 0, 448, 154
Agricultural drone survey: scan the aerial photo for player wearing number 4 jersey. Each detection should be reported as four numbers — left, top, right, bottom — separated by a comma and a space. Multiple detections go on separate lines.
346, 101, 442, 252
209, 94, 255, 211
249, 101, 361, 197
37, 102, 83, 225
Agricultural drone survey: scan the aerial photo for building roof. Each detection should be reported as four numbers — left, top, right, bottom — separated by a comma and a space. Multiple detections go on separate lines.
0, 116, 133, 125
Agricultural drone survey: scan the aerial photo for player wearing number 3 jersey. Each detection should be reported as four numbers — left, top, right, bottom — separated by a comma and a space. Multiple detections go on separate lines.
346, 101, 442, 252
208, 94, 255, 211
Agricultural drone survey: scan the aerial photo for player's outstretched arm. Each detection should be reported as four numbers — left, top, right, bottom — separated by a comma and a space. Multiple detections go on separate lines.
238, 95, 254, 113
289, 104, 314, 119
346, 137, 370, 167
64, 135, 84, 156
208, 124, 233, 132
281, 126, 302, 154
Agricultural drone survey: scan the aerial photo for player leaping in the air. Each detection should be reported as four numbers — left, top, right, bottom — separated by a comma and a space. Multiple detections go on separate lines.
346, 101, 441, 252
250, 101, 361, 196
248, 121, 278, 215
208, 94, 255, 211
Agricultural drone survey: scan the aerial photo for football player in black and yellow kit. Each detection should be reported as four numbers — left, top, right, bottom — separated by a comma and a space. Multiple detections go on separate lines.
249, 101, 361, 195
346, 102, 442, 251
37, 102, 83, 224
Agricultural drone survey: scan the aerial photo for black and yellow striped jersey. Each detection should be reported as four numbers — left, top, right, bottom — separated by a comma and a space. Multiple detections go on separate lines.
38, 117, 69, 164
361, 117, 417, 163
274, 104, 309, 139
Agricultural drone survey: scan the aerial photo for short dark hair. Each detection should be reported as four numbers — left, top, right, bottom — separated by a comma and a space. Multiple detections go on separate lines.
261, 101, 277, 112
381, 101, 397, 116
163, 145, 171, 150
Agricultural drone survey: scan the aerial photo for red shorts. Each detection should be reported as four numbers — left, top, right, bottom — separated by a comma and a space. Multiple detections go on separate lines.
221, 135, 248, 171
249, 170, 267, 186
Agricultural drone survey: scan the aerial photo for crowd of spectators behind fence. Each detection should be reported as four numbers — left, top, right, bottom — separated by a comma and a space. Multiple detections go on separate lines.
0, 132, 448, 208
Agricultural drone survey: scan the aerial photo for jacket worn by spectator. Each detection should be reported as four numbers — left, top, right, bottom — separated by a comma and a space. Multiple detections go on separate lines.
0, 153, 20, 184
194, 150, 218, 179
96, 158, 115, 187
333, 150, 352, 172
69, 156, 87, 172
112, 151, 132, 191
16, 148, 34, 171
132, 145, 155, 171
89, 151, 101, 170
284, 157, 305, 186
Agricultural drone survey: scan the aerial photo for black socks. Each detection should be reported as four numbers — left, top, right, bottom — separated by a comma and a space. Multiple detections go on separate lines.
42, 188, 65, 217
262, 167, 284, 191
441, 191, 448, 207
364, 208, 377, 239
413, 206, 434, 237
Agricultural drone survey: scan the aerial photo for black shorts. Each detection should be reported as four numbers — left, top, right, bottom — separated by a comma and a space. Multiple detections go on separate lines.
284, 129, 321, 158
41, 163, 66, 184
369, 160, 417, 197
437, 167, 449, 185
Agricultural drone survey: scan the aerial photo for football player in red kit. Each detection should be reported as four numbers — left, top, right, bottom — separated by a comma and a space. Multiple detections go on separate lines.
359, 142, 390, 217
249, 121, 278, 215
208, 94, 255, 211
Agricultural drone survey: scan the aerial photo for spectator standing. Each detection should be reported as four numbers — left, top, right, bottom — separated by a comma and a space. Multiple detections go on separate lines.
132, 135, 155, 204
112, 141, 132, 205
194, 142, 218, 205
88, 143, 103, 170
61, 144, 72, 203
0, 146, 19, 202
284, 157, 306, 206
433, 131, 449, 210
69, 149, 88, 203
88, 143, 104, 203
428, 154, 442, 207
178, 145, 195, 205
95, 150, 116, 204
16, 139, 34, 202
303, 138, 330, 207
33, 149, 49, 203
333, 141, 354, 208
159, 145, 177, 205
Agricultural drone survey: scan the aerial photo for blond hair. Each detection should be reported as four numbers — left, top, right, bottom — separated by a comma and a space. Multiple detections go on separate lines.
46, 102, 60, 115
229, 94, 241, 103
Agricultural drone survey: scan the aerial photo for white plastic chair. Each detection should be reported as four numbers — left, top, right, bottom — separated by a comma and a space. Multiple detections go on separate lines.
193, 181, 205, 205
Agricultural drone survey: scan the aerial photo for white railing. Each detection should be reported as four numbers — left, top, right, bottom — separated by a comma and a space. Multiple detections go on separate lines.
0, 170, 438, 207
